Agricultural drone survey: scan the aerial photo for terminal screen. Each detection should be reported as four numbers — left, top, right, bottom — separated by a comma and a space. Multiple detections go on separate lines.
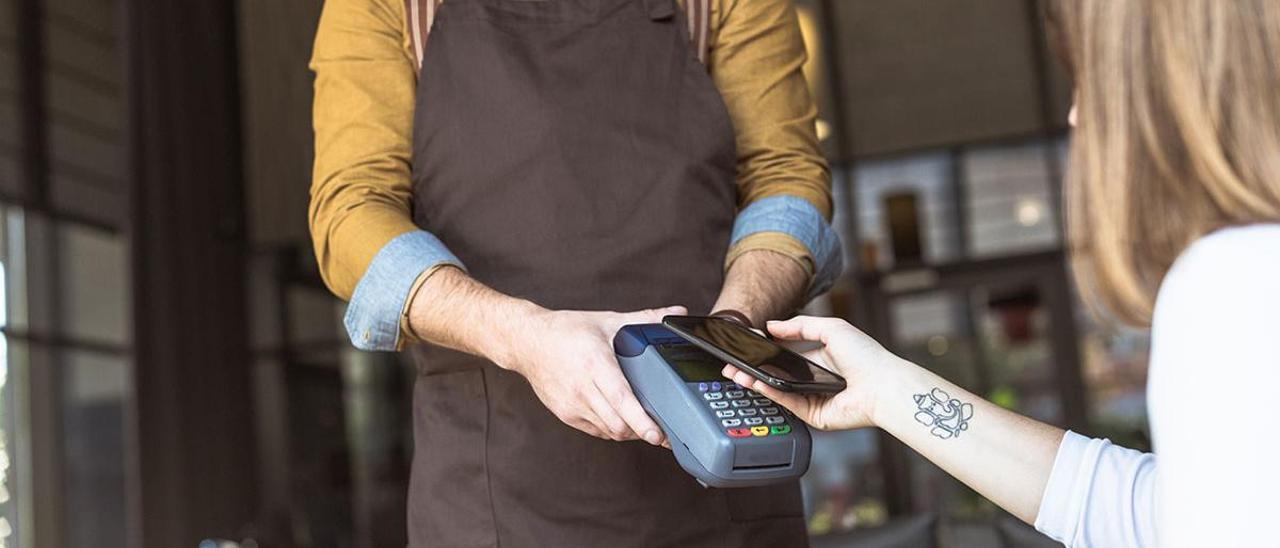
657, 345, 724, 382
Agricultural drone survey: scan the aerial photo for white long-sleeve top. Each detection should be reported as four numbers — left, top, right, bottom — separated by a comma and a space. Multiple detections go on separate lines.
1034, 224, 1280, 548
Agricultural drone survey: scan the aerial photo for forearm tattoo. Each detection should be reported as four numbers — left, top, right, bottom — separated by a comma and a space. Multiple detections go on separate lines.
913, 388, 974, 440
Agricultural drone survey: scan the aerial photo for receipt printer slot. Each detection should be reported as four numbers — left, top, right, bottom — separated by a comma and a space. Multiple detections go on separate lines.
733, 443, 792, 469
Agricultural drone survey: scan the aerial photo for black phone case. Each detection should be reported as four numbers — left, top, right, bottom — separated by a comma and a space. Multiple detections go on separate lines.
662, 316, 846, 395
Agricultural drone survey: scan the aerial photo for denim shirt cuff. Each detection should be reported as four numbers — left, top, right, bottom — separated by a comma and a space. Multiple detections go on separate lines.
343, 230, 465, 351
731, 195, 844, 300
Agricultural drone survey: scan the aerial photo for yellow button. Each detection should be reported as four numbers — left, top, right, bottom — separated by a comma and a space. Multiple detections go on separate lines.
750, 426, 769, 437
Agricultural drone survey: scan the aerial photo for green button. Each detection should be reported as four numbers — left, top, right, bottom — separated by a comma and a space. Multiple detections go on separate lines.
769, 425, 791, 436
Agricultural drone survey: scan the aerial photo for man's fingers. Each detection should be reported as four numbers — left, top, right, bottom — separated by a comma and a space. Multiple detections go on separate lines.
659, 305, 688, 316
625, 305, 688, 325
596, 373, 664, 446
582, 385, 633, 441
567, 415, 608, 440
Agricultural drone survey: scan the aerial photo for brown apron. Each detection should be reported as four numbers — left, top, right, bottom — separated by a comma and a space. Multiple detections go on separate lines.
407, 0, 808, 545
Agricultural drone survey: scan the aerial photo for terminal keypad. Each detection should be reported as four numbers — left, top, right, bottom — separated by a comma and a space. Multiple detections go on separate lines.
699, 382, 789, 436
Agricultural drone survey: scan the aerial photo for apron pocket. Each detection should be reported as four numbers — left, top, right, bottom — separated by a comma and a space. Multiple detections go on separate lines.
409, 369, 498, 547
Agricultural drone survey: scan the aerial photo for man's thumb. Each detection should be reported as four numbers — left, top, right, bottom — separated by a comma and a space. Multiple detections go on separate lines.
635, 305, 687, 322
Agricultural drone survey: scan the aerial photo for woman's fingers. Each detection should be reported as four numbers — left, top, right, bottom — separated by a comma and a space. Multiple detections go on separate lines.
767, 316, 830, 342
750, 381, 810, 416
765, 318, 806, 340
722, 365, 758, 390
721, 365, 812, 421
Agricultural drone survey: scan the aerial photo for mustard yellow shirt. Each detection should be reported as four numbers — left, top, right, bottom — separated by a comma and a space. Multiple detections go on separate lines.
310, 0, 833, 344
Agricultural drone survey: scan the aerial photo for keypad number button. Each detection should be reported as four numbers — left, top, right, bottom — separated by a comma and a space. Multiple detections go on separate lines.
726, 390, 746, 399
721, 418, 742, 427
765, 416, 785, 425
704, 392, 723, 401
760, 407, 779, 416
715, 410, 736, 418
743, 417, 764, 426
737, 408, 758, 417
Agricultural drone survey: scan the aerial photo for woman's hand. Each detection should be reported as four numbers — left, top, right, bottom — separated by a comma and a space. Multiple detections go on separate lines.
726, 316, 1066, 527
721, 316, 904, 431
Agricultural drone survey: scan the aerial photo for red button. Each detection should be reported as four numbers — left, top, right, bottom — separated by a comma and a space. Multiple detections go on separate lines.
727, 428, 752, 438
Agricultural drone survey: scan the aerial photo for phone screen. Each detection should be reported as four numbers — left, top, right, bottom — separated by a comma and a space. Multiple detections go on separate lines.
663, 316, 845, 391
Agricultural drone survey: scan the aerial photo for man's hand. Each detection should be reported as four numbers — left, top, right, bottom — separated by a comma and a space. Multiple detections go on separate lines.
407, 266, 684, 445
711, 249, 809, 327
491, 306, 686, 444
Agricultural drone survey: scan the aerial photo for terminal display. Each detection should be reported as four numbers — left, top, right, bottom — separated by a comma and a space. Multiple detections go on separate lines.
657, 344, 725, 382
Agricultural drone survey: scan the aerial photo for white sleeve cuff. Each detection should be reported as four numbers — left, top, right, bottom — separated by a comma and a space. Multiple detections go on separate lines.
1035, 430, 1159, 548
1035, 430, 1102, 546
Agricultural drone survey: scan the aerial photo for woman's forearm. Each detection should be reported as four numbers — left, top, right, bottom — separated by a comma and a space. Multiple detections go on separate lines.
871, 357, 1065, 524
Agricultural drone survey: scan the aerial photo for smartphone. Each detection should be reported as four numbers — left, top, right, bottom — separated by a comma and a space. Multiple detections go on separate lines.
662, 315, 847, 394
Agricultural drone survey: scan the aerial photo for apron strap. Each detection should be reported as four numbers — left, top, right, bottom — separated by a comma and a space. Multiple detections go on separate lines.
404, 0, 711, 72
683, 0, 710, 64
405, 0, 440, 73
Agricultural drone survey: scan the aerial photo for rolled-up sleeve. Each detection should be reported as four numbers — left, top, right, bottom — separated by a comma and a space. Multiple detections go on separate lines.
710, 0, 842, 298
1035, 431, 1159, 547
310, 0, 462, 351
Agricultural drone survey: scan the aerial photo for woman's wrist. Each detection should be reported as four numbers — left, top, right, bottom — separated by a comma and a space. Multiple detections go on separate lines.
866, 355, 925, 429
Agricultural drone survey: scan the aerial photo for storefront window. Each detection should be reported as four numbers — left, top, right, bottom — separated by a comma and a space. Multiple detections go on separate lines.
852, 152, 960, 270
962, 140, 1061, 258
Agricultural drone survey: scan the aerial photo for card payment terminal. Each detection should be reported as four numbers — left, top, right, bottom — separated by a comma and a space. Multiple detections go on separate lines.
614, 324, 811, 488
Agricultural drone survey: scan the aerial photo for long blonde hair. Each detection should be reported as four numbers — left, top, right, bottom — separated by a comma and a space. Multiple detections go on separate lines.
1047, 0, 1280, 326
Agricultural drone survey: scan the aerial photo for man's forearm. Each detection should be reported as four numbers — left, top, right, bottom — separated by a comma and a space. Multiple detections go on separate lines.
712, 249, 809, 327
405, 265, 542, 366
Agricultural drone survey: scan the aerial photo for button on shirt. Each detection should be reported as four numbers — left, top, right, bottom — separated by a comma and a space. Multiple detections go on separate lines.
310, 0, 842, 350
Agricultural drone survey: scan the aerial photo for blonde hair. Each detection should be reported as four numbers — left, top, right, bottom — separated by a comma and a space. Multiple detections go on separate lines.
1048, 0, 1280, 326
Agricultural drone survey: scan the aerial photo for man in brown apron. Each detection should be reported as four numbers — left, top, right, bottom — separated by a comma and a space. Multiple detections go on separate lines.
310, 0, 841, 545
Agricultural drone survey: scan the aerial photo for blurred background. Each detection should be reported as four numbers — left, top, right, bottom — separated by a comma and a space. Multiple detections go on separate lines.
0, 0, 1154, 546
